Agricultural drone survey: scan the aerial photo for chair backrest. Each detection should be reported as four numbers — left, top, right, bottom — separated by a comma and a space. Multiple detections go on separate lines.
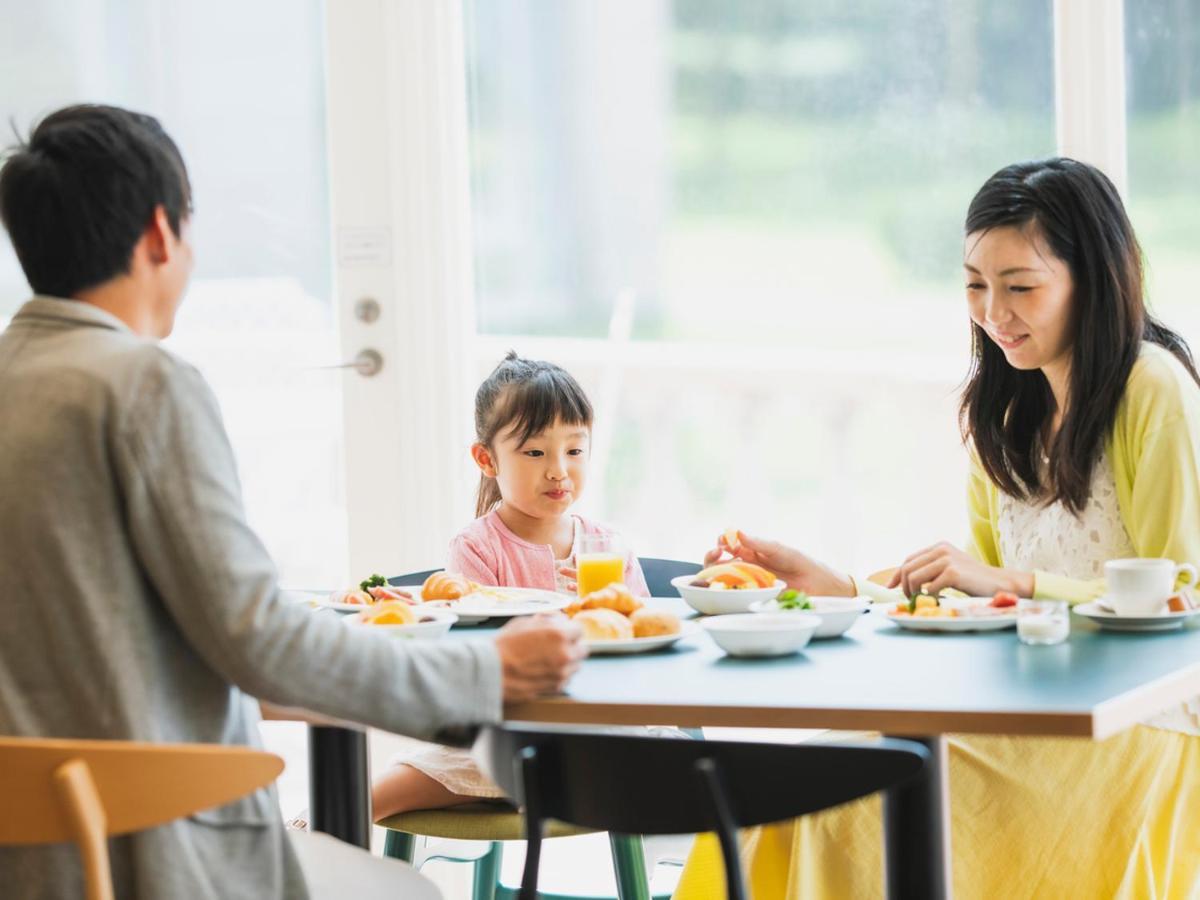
0, 737, 283, 900
476, 724, 927, 900
390, 559, 700, 598
638, 557, 701, 597
389, 569, 442, 588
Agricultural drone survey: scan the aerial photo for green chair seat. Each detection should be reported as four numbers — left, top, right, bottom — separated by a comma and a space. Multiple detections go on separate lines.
377, 803, 595, 841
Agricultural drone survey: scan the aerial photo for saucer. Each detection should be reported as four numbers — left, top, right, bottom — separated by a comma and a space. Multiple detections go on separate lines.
1073, 599, 1200, 632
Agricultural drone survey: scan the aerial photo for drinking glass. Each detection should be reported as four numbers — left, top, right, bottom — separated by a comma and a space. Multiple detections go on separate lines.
1017, 598, 1069, 646
576, 534, 624, 597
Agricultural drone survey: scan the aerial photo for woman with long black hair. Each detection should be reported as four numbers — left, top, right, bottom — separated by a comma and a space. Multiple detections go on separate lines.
676, 157, 1200, 897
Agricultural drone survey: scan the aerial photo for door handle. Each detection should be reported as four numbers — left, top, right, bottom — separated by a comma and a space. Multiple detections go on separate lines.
314, 349, 384, 377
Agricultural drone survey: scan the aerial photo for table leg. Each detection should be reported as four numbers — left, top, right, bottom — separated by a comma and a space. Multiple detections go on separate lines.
882, 734, 950, 900
308, 725, 370, 848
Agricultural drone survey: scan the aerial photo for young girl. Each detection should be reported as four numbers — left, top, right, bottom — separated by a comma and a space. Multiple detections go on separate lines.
373, 352, 648, 817
675, 158, 1200, 898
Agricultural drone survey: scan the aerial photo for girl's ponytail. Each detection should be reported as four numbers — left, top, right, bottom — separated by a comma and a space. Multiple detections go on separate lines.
475, 474, 503, 518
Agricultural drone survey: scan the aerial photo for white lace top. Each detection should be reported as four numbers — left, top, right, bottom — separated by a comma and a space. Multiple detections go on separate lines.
996, 449, 1200, 735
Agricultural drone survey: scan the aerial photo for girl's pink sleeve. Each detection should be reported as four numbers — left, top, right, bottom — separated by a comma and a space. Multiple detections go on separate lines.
623, 551, 650, 597
447, 534, 499, 586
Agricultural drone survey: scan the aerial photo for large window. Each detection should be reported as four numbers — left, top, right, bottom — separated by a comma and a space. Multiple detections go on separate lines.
464, 0, 1055, 572
1126, 0, 1200, 341
0, 0, 346, 588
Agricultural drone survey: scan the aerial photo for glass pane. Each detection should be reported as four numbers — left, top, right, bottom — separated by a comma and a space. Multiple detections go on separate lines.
464, 0, 1055, 571
1125, 0, 1200, 343
0, 0, 347, 589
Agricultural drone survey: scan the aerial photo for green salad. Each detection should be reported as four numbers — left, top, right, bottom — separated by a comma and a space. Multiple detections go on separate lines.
776, 589, 812, 610
359, 573, 388, 592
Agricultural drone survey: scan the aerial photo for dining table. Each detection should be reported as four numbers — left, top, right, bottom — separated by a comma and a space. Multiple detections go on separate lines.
308, 597, 1200, 900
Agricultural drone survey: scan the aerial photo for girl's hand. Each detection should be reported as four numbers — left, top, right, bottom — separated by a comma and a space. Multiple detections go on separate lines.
704, 531, 855, 597
557, 565, 577, 594
887, 541, 1034, 598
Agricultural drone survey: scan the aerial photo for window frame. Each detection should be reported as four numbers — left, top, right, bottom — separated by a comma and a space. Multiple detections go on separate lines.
323, 0, 1136, 561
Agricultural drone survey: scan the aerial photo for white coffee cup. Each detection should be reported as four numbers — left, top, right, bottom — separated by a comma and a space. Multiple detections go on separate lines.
1104, 558, 1198, 617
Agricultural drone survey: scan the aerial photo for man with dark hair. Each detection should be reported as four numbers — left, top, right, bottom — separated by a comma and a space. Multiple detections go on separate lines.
0, 104, 583, 899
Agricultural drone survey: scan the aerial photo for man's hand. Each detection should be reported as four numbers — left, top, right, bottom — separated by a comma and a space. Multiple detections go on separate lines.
495, 613, 586, 703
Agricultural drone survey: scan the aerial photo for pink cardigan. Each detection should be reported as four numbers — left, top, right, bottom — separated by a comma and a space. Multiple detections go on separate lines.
446, 509, 649, 596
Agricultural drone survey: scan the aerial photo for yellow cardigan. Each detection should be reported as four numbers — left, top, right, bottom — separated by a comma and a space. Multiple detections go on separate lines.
859, 342, 1200, 604
971, 342, 1200, 603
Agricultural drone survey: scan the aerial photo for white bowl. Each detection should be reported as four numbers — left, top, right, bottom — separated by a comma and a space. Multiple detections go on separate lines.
700, 613, 820, 657
749, 595, 869, 639
671, 574, 784, 615
348, 606, 458, 639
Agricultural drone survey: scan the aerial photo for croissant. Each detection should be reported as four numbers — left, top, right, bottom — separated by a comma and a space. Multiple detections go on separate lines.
421, 572, 477, 602
579, 582, 643, 616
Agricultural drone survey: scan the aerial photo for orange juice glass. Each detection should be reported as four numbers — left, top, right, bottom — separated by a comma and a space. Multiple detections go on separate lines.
576, 535, 624, 597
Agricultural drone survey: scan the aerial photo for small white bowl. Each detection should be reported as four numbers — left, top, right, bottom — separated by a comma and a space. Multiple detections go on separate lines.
700, 613, 820, 657
749, 595, 869, 639
348, 606, 458, 639
671, 574, 784, 616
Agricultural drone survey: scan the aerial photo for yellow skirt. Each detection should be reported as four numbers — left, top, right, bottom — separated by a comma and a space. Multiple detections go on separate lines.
672, 727, 1200, 899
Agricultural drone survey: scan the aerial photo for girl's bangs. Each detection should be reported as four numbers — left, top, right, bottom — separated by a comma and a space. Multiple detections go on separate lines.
495, 369, 593, 446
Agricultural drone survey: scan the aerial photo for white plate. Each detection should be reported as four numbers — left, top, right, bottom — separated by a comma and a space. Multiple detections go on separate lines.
886, 610, 1017, 633
884, 596, 1018, 633
306, 586, 419, 614
749, 596, 869, 639
423, 586, 571, 624
1074, 600, 1200, 632
585, 621, 699, 655
313, 600, 384, 614
346, 606, 458, 639
700, 613, 820, 657
671, 574, 784, 616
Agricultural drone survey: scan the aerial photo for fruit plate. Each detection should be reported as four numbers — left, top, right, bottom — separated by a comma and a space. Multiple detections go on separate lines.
671, 575, 784, 615
346, 607, 458, 639
585, 621, 699, 655
1073, 600, 1200, 632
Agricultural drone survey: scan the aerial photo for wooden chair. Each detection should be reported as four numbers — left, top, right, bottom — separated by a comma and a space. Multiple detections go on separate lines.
477, 724, 929, 900
0, 736, 283, 900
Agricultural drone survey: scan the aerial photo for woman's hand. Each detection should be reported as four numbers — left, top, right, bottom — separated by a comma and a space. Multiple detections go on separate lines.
704, 531, 855, 597
887, 541, 1033, 598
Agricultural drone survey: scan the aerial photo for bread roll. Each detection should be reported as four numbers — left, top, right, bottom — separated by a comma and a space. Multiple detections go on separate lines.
574, 608, 634, 641
580, 582, 643, 616
421, 572, 476, 602
630, 608, 680, 638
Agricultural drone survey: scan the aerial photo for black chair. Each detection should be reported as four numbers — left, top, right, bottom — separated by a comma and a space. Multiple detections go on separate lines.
476, 724, 929, 900
638, 558, 701, 597
380, 562, 701, 899
389, 569, 443, 588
